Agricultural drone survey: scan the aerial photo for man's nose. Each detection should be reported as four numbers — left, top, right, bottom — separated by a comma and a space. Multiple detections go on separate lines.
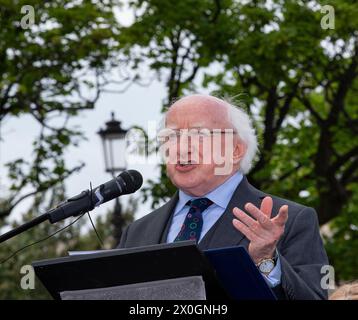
178, 133, 191, 151
177, 144, 191, 161
179, 132, 202, 156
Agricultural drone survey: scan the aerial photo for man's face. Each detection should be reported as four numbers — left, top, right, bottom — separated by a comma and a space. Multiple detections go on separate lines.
161, 96, 245, 196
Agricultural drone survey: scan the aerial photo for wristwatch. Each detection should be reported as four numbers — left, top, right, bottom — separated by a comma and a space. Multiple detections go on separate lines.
256, 250, 278, 276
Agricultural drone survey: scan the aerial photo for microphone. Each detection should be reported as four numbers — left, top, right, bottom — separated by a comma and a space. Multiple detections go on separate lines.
48, 170, 143, 224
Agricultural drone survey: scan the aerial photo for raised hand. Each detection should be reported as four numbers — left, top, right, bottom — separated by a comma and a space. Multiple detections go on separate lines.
232, 196, 288, 264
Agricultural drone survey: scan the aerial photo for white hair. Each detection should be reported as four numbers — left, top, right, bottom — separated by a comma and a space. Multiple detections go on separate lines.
225, 102, 258, 174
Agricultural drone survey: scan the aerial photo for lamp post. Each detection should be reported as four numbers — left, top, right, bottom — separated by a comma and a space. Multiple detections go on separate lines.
97, 112, 128, 246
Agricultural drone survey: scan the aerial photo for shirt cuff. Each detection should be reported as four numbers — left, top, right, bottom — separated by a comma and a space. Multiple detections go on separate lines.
261, 255, 282, 288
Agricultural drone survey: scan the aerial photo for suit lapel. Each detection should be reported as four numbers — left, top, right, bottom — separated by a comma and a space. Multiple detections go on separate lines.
144, 191, 179, 245
198, 176, 266, 250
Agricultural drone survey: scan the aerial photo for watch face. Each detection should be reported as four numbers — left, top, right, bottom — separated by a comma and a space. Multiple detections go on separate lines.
259, 260, 275, 274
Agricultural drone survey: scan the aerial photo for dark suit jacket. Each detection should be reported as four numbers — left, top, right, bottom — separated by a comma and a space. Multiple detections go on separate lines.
118, 176, 329, 300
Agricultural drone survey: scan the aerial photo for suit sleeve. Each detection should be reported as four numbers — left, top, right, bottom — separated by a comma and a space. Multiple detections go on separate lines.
276, 207, 329, 300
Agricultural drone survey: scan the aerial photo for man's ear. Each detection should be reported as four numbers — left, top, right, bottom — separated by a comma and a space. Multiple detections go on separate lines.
233, 140, 246, 164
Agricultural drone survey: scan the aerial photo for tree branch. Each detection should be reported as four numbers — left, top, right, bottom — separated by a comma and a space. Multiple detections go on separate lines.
0, 163, 85, 219
341, 158, 358, 185
328, 43, 358, 124
275, 80, 300, 130
297, 95, 325, 125
330, 145, 358, 173
277, 163, 303, 181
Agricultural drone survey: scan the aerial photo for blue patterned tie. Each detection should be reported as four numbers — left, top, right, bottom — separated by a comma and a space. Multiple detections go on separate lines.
174, 198, 213, 243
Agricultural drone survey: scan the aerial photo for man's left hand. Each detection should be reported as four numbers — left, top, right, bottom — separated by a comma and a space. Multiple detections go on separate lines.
232, 196, 288, 264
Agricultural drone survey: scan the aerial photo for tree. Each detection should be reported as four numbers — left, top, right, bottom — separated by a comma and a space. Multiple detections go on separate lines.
118, 0, 235, 106
0, 0, 120, 219
205, 0, 357, 226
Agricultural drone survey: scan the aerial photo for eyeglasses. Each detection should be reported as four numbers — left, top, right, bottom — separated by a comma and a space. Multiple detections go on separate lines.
157, 128, 237, 144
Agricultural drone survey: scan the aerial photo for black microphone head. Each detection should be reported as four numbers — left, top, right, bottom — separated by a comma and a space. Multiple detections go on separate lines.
118, 170, 143, 194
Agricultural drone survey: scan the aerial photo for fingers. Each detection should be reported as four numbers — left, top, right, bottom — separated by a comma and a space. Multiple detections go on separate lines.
233, 201, 289, 240
232, 218, 256, 241
244, 203, 272, 229
233, 207, 256, 228
273, 205, 288, 226
260, 196, 273, 218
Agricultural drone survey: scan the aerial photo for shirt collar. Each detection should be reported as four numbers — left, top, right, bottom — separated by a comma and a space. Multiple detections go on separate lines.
174, 171, 243, 215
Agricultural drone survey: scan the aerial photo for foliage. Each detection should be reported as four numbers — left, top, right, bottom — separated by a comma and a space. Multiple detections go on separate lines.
324, 189, 358, 282
0, 0, 121, 219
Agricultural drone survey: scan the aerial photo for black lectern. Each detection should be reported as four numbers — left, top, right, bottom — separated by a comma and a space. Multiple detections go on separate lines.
32, 241, 276, 300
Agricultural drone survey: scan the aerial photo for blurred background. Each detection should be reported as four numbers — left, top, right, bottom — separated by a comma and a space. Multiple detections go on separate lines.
0, 0, 357, 299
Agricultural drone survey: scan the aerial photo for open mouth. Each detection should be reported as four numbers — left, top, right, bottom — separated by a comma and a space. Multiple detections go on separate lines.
177, 159, 197, 166
175, 160, 198, 171
178, 161, 194, 166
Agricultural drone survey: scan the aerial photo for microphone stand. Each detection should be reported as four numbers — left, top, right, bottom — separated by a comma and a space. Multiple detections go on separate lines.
0, 190, 93, 244
0, 170, 143, 245
0, 213, 50, 244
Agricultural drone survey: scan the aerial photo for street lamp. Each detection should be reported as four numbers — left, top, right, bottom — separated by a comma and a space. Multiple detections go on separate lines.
97, 112, 128, 176
97, 112, 128, 246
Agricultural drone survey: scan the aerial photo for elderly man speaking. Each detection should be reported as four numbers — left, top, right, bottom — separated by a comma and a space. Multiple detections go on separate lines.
118, 94, 329, 300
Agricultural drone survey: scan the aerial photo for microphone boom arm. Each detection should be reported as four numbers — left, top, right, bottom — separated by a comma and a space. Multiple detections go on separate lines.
0, 213, 50, 244
0, 170, 143, 244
